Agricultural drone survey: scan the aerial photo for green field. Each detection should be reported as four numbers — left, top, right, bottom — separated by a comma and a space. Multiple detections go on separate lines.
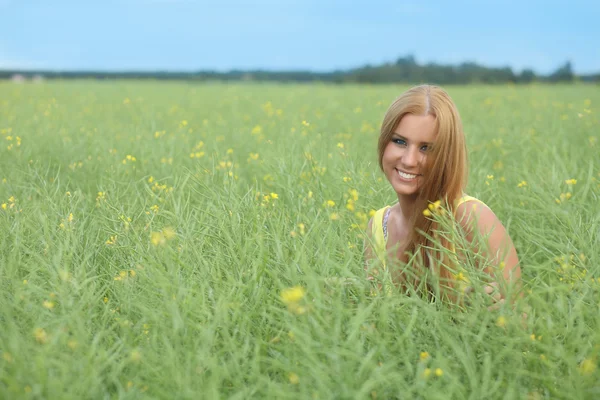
1, 81, 599, 399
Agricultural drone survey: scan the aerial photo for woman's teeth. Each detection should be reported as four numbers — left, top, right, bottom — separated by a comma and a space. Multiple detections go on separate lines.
397, 170, 418, 180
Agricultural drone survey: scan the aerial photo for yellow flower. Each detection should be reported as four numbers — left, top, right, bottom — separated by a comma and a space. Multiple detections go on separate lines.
150, 231, 166, 246
419, 351, 430, 361
326, 200, 335, 207
42, 300, 55, 310
329, 213, 340, 221
435, 368, 443, 377
1, 203, 6, 210
34, 328, 48, 344
251, 125, 262, 135
162, 227, 176, 240
280, 286, 306, 304
429, 200, 441, 211
423, 368, 431, 378
496, 316, 506, 327
297, 223, 306, 235
422, 209, 432, 217
270, 192, 279, 199
517, 181, 527, 188
565, 179, 577, 185
579, 358, 597, 375
288, 372, 300, 385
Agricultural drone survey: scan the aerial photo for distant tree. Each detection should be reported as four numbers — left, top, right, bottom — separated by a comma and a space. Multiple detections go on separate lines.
548, 61, 574, 82
518, 69, 536, 83
395, 55, 417, 66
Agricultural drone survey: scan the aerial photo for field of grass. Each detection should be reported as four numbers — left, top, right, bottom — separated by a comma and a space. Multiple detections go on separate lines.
0, 81, 599, 399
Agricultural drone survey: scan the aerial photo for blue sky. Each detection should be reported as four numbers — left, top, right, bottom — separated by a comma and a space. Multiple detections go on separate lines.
1, 0, 598, 74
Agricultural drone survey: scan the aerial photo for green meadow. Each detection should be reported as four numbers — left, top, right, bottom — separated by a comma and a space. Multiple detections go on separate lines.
0, 81, 599, 399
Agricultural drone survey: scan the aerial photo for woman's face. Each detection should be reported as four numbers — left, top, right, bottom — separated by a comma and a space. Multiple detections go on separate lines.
381, 113, 437, 198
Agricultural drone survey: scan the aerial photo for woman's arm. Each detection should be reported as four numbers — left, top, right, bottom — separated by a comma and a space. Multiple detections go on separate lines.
455, 201, 522, 305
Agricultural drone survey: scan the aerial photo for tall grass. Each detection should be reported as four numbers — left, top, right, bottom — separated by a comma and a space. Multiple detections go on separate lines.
0, 81, 598, 399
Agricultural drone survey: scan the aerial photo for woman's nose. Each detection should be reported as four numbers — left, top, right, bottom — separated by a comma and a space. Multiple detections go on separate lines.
401, 147, 419, 167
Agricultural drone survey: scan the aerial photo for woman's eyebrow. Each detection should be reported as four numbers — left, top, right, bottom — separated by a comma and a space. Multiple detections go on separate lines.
392, 133, 432, 145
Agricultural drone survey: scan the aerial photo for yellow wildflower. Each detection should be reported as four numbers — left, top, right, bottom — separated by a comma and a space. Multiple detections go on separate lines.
280, 286, 306, 304
162, 227, 176, 240
565, 179, 577, 185
150, 231, 166, 246
496, 316, 506, 327
419, 352, 430, 361
435, 368, 443, 377
288, 372, 300, 385
579, 358, 597, 375
34, 328, 48, 344
42, 300, 55, 310
517, 181, 527, 188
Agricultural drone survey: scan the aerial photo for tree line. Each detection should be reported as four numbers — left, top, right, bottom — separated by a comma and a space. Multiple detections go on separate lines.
1, 55, 598, 84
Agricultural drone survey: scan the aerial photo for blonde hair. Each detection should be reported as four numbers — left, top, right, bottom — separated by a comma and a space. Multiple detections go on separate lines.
378, 85, 468, 298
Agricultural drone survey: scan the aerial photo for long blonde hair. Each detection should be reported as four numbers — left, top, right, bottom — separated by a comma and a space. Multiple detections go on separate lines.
378, 85, 468, 298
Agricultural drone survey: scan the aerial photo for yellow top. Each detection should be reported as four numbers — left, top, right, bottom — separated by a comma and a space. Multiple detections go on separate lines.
370, 195, 488, 269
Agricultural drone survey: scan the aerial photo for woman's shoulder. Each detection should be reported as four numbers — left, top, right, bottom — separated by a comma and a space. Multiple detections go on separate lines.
454, 194, 497, 229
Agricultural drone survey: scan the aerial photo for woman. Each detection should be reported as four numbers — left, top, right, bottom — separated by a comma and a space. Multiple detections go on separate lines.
364, 85, 521, 306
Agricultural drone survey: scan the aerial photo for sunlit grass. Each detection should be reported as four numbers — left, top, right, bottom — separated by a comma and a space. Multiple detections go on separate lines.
0, 81, 599, 398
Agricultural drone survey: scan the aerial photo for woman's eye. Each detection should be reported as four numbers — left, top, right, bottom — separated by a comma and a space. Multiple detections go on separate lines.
420, 145, 429, 152
392, 138, 406, 146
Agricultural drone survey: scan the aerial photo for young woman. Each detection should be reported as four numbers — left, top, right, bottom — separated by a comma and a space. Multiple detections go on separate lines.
364, 85, 521, 305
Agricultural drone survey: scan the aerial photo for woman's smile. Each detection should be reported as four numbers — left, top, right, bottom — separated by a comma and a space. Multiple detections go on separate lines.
395, 168, 421, 182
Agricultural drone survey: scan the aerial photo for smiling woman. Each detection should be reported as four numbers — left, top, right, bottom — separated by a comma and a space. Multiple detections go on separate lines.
364, 84, 521, 305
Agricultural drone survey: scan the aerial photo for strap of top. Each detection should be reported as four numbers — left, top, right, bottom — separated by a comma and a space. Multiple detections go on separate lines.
382, 207, 392, 241
454, 194, 488, 210
371, 206, 391, 268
